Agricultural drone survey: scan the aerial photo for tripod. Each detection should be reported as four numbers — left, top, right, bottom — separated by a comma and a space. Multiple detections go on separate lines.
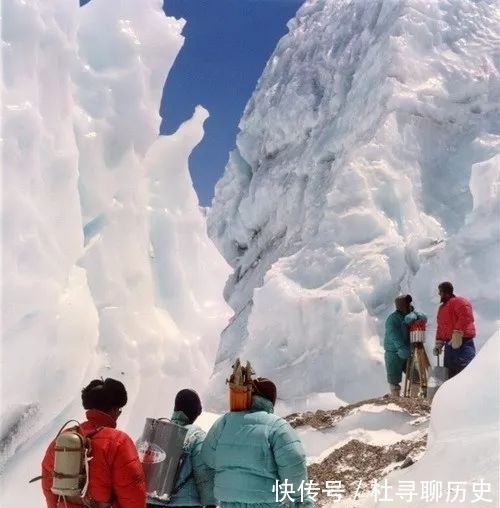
403, 321, 430, 398
404, 343, 431, 398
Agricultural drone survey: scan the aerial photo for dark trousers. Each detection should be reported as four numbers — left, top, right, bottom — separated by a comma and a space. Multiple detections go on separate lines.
444, 339, 476, 378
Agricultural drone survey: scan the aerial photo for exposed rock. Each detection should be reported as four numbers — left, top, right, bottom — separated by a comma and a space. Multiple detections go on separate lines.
286, 396, 431, 506
286, 395, 431, 429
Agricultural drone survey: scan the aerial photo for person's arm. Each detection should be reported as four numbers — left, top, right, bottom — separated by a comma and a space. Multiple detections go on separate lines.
271, 419, 314, 507
418, 311, 428, 322
111, 434, 147, 508
404, 311, 427, 324
387, 314, 410, 359
200, 416, 224, 471
436, 305, 445, 340
454, 299, 473, 333
189, 429, 217, 505
433, 305, 446, 353
41, 442, 57, 508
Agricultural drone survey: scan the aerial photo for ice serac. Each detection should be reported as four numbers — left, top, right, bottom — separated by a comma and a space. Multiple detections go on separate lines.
207, 0, 500, 407
2, 0, 101, 471
1, 0, 229, 497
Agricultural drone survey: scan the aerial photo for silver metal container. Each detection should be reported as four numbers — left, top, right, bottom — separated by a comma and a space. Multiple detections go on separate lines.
137, 418, 187, 501
427, 356, 448, 400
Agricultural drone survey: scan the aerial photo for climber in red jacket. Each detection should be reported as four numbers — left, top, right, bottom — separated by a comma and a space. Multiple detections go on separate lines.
41, 378, 146, 508
433, 281, 476, 378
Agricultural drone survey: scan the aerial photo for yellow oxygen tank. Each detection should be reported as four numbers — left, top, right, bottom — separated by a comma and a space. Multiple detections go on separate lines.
227, 358, 254, 411
51, 431, 85, 496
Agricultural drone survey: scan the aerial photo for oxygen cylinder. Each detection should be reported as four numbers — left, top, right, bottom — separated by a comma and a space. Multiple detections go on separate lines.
229, 383, 251, 411
227, 359, 253, 411
51, 431, 84, 496
137, 418, 187, 500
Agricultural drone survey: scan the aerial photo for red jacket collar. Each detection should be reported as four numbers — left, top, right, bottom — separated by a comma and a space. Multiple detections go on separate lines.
441, 294, 456, 305
85, 409, 117, 428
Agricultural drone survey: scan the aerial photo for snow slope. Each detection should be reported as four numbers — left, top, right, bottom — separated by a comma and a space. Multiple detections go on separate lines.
285, 335, 498, 507
299, 403, 426, 465
295, 398, 430, 507
1, 0, 230, 502
207, 0, 500, 409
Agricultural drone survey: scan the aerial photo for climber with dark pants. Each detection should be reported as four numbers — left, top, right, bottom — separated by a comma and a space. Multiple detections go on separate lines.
384, 294, 426, 397
433, 281, 476, 378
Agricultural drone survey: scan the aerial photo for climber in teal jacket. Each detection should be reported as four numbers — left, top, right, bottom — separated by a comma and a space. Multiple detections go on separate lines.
201, 377, 314, 508
147, 389, 216, 508
384, 294, 427, 397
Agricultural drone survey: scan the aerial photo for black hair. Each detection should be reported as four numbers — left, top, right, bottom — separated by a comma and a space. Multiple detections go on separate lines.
174, 389, 202, 424
81, 378, 127, 411
438, 281, 454, 294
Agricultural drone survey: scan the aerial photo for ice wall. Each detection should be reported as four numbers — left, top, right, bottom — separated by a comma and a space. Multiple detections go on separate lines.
0, 0, 230, 493
207, 0, 500, 408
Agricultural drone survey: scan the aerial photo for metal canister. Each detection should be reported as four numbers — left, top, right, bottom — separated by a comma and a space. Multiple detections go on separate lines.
51, 431, 84, 496
137, 418, 187, 500
427, 356, 449, 400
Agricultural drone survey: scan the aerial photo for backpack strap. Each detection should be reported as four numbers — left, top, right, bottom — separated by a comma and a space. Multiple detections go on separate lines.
86, 427, 103, 438
172, 427, 203, 496
171, 472, 193, 497
28, 424, 103, 485
29, 475, 45, 483
80, 427, 103, 498
170, 428, 205, 498
29, 420, 84, 484
56, 419, 84, 437
170, 452, 192, 497
84, 426, 103, 451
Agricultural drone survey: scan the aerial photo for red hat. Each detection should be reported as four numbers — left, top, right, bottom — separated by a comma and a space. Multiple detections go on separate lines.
252, 377, 277, 405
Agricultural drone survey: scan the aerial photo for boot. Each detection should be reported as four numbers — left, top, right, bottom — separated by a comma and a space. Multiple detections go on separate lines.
389, 384, 401, 397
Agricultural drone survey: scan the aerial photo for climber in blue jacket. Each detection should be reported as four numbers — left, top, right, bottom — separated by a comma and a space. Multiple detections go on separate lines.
384, 294, 427, 397
147, 389, 216, 508
201, 377, 314, 508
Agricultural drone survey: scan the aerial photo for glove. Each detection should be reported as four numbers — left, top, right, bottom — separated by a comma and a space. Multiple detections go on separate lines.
433, 340, 444, 356
397, 347, 410, 360
451, 329, 464, 349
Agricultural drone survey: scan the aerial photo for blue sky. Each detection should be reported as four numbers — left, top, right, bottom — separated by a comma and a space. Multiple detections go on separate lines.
160, 0, 303, 205
80, 0, 303, 204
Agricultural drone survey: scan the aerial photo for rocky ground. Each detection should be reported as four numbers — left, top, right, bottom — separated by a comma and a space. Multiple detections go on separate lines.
286, 396, 432, 506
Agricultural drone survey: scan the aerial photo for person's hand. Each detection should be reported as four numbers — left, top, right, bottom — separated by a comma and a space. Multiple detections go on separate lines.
397, 347, 410, 360
433, 340, 444, 356
451, 330, 464, 349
